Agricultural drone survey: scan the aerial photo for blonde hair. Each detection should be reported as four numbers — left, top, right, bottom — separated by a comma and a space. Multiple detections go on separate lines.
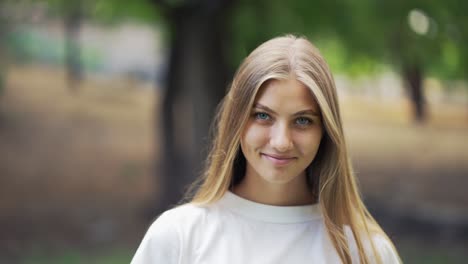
187, 35, 400, 264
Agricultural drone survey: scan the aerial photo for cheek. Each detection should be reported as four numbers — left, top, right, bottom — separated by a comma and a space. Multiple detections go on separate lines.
241, 123, 269, 152
297, 130, 323, 155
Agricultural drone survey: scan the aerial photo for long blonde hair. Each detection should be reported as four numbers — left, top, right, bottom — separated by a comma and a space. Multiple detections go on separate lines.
187, 35, 400, 264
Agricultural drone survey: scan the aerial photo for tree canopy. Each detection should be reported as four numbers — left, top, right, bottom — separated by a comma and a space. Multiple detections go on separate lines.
24, 0, 467, 82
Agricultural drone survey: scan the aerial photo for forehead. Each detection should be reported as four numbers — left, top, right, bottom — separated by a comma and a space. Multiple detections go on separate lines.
254, 78, 320, 112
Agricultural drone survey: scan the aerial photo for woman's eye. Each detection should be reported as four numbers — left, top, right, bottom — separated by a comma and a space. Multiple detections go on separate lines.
296, 117, 312, 126
254, 112, 270, 120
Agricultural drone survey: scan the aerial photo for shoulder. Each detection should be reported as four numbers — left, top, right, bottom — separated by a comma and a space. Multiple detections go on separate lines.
165, 203, 212, 220
370, 233, 401, 264
130, 204, 212, 264
345, 227, 401, 264
145, 203, 212, 242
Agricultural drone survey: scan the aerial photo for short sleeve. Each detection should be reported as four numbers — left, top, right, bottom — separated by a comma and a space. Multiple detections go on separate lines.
130, 211, 181, 264
372, 235, 401, 264
345, 226, 401, 264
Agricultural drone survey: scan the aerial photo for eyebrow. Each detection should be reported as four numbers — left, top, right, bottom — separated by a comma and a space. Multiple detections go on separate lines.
253, 103, 320, 117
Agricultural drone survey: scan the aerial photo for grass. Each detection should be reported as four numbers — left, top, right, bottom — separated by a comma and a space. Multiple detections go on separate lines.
20, 248, 133, 264
398, 240, 468, 264
14, 243, 468, 264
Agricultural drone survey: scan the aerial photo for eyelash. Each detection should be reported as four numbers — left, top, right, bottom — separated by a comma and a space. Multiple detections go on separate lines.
252, 112, 314, 127
295, 117, 313, 126
253, 112, 271, 121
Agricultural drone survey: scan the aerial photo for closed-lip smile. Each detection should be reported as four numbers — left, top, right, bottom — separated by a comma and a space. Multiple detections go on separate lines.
261, 153, 296, 165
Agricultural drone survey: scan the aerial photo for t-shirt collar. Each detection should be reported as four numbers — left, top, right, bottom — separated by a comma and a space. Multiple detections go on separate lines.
218, 191, 322, 223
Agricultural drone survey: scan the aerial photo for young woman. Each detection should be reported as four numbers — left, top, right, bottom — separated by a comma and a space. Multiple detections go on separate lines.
131, 35, 401, 264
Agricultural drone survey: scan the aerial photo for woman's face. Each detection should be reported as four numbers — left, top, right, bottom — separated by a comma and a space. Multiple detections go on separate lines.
240, 78, 323, 188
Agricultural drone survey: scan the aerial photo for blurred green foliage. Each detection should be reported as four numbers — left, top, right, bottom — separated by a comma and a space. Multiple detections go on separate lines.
7, 30, 63, 64
46, 0, 162, 25
6, 29, 103, 71
20, 0, 465, 81
229, 0, 467, 81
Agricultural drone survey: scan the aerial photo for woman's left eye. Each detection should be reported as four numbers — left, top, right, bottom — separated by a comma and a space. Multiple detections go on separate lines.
295, 117, 312, 126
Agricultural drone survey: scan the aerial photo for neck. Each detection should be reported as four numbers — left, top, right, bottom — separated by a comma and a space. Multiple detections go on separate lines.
232, 171, 315, 206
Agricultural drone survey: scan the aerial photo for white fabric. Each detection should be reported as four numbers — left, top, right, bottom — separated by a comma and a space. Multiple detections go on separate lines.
131, 191, 400, 264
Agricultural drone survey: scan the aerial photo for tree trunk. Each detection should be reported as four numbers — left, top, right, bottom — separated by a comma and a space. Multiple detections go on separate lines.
64, 2, 83, 92
403, 64, 426, 123
155, 1, 233, 214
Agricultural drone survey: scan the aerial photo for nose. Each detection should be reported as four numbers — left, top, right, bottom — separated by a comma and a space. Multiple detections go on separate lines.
270, 122, 293, 152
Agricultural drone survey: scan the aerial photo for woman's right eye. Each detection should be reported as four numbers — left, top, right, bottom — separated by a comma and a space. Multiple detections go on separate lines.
254, 112, 270, 121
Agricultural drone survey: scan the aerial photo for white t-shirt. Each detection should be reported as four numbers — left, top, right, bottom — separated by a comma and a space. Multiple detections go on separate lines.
131, 191, 400, 264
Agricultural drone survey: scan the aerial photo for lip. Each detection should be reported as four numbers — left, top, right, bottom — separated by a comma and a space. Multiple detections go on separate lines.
262, 153, 296, 166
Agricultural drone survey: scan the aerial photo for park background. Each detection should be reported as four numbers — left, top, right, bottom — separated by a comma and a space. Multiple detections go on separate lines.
0, 0, 467, 263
